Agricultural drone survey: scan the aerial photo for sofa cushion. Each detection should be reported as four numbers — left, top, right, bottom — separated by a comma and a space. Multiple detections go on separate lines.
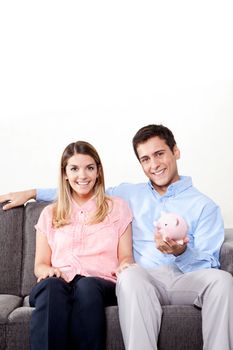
158, 305, 202, 350
106, 306, 124, 349
5, 306, 32, 350
0, 295, 22, 323
0, 205, 24, 295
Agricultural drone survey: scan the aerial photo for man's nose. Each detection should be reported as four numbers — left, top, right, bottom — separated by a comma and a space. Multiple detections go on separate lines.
150, 157, 160, 168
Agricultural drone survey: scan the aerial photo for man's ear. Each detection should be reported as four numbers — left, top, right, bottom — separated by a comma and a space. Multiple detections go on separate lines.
173, 145, 180, 160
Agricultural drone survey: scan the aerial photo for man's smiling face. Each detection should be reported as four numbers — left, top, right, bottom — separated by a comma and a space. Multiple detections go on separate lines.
136, 136, 180, 195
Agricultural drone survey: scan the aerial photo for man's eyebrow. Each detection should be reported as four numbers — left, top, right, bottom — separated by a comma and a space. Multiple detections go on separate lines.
139, 155, 149, 161
154, 149, 165, 154
139, 149, 165, 161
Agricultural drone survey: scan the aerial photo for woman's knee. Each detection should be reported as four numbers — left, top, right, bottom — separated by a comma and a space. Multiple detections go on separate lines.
30, 277, 68, 306
72, 277, 108, 315
39, 276, 68, 292
73, 277, 102, 301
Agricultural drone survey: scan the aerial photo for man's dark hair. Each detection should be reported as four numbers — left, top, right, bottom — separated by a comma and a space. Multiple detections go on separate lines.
132, 124, 177, 159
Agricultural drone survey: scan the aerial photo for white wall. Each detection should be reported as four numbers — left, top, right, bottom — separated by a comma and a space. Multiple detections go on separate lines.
0, 1, 233, 227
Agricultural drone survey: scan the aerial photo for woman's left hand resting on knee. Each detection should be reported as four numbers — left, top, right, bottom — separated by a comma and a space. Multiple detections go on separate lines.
111, 262, 136, 278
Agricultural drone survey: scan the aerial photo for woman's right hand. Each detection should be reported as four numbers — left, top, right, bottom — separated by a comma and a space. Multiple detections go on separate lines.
37, 267, 63, 283
0, 189, 36, 210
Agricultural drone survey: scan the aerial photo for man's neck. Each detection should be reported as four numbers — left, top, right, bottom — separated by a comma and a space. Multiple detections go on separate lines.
152, 175, 180, 195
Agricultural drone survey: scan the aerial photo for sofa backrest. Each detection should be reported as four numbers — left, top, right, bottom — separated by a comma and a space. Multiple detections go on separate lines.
220, 228, 233, 276
17, 204, 233, 294
0, 204, 24, 295
21, 202, 49, 296
1, 202, 233, 298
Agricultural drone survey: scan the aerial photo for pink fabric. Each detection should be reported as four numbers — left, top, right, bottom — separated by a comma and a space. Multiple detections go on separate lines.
35, 197, 132, 283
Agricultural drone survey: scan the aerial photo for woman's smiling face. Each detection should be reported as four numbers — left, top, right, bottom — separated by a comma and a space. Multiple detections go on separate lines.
65, 153, 99, 202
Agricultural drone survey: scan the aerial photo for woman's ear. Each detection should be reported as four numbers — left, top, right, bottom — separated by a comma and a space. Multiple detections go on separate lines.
97, 165, 101, 178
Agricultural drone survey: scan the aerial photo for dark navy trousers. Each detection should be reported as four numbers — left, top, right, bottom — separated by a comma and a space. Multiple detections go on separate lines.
29, 275, 117, 350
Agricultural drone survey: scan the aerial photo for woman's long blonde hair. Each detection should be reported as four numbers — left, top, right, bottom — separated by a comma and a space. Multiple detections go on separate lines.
53, 141, 111, 228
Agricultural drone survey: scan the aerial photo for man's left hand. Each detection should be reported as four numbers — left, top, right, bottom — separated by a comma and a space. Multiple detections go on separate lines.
155, 231, 189, 256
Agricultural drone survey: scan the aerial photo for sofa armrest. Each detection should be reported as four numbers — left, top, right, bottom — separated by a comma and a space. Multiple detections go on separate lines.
220, 229, 233, 275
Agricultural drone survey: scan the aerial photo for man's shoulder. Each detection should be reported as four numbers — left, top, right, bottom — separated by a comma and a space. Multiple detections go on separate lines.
190, 185, 216, 202
180, 176, 217, 204
185, 184, 219, 215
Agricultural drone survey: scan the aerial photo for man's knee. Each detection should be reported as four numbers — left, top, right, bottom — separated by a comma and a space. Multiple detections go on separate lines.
215, 270, 233, 291
116, 264, 156, 300
205, 269, 233, 296
117, 265, 144, 287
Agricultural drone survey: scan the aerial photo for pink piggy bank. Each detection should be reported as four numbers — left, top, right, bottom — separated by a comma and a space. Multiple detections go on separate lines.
155, 212, 188, 245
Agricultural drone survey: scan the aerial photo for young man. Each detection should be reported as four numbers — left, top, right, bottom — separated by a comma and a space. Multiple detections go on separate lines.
1, 124, 233, 350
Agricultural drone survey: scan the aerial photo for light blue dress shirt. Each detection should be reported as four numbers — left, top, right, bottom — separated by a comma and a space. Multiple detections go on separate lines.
37, 176, 224, 272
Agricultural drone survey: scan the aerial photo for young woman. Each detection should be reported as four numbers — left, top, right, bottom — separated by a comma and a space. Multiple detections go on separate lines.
29, 140, 134, 350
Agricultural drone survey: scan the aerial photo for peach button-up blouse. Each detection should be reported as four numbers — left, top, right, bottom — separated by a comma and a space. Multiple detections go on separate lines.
35, 196, 133, 283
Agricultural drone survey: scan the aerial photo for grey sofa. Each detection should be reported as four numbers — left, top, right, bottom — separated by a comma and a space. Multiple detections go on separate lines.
0, 202, 233, 350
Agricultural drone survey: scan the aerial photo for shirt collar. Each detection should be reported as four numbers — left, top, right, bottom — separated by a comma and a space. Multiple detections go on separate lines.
71, 197, 97, 212
148, 176, 192, 198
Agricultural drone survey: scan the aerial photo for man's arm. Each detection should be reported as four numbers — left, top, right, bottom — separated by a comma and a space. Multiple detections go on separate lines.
154, 204, 224, 273
174, 205, 224, 272
0, 189, 36, 210
0, 188, 57, 210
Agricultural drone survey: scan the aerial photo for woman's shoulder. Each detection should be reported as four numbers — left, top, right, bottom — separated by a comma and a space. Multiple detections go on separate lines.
36, 203, 56, 233
108, 195, 129, 206
107, 195, 131, 216
39, 202, 56, 219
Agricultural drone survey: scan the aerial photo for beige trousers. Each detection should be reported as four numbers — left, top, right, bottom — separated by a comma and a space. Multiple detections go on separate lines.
116, 264, 233, 350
